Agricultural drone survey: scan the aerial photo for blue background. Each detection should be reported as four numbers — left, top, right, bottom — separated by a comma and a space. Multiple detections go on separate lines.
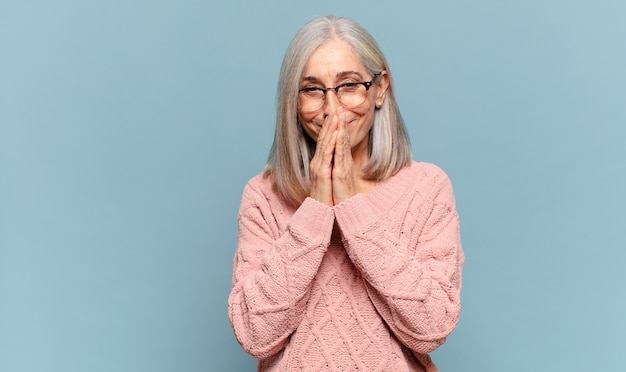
1, 1, 625, 371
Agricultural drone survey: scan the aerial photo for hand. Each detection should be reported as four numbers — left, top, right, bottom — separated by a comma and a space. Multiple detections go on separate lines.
331, 107, 357, 205
309, 110, 338, 206
309, 107, 358, 206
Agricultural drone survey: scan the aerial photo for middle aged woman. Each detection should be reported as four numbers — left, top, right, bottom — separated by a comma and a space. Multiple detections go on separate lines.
228, 15, 464, 371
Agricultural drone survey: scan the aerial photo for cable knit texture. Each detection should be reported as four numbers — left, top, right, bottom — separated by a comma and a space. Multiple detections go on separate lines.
229, 162, 464, 371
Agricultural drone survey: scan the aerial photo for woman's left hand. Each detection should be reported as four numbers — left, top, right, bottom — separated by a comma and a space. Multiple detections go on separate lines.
331, 107, 358, 205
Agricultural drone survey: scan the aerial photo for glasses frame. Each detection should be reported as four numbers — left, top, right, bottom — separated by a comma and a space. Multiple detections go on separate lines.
298, 72, 382, 112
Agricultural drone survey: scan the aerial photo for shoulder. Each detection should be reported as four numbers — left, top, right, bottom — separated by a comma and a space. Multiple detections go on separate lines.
407, 161, 448, 178
398, 161, 456, 204
240, 172, 273, 204
243, 172, 272, 193
366, 161, 453, 211
239, 172, 294, 214
395, 161, 452, 189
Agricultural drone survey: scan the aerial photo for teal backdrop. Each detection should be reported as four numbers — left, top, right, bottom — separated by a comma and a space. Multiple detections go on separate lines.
2, 1, 625, 371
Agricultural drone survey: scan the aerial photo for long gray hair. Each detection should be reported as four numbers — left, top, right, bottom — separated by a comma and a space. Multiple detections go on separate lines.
265, 15, 411, 204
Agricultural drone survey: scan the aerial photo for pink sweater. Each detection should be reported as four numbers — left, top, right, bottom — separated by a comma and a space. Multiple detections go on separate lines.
229, 161, 464, 371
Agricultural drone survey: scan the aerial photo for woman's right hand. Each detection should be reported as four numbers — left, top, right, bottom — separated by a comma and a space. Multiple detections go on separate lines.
309, 113, 338, 206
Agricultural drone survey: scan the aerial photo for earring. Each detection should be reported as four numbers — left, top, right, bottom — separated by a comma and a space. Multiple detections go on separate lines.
376, 101, 382, 108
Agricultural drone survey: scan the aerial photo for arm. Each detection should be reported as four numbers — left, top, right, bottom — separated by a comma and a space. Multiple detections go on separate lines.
333, 172, 463, 354
228, 183, 335, 359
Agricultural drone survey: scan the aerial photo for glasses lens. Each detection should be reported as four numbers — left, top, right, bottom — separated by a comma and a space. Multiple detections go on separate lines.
298, 83, 368, 113
299, 89, 324, 112
337, 84, 367, 108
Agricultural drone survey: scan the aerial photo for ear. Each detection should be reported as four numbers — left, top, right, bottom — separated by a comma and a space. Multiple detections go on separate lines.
375, 70, 390, 108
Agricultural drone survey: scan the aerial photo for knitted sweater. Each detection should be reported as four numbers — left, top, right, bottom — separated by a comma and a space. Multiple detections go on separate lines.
228, 161, 464, 371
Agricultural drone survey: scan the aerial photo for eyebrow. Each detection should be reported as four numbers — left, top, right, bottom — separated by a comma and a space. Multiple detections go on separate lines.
301, 70, 365, 82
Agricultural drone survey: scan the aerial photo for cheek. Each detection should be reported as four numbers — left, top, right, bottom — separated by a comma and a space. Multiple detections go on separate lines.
350, 107, 375, 128
299, 115, 320, 141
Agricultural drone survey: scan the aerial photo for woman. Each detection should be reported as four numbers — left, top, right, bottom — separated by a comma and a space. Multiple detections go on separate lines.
228, 15, 464, 371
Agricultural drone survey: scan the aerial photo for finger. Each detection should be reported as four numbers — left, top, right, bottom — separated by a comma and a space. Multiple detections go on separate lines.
334, 127, 343, 166
334, 111, 351, 163
324, 128, 337, 161
311, 125, 332, 165
322, 114, 338, 155
318, 117, 331, 142
317, 113, 339, 150
336, 107, 350, 151
324, 110, 339, 134
312, 118, 337, 172
336, 106, 345, 129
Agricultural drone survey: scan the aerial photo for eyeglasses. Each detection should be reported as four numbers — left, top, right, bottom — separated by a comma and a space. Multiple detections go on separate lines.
298, 73, 381, 113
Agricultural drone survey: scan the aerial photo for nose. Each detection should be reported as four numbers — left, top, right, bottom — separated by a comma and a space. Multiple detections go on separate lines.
323, 89, 341, 117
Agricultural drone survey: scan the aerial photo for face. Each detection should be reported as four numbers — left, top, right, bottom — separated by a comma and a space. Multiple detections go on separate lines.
298, 38, 389, 155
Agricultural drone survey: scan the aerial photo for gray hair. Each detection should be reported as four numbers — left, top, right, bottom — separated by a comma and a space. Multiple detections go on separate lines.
265, 15, 412, 204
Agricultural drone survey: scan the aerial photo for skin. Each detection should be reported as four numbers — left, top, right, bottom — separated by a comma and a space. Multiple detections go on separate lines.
299, 38, 390, 206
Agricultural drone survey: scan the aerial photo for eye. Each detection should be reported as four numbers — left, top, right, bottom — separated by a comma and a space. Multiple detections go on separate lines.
300, 87, 325, 97
337, 82, 360, 93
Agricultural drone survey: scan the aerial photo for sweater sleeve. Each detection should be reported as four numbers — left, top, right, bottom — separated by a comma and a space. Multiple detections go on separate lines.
228, 183, 335, 359
333, 170, 464, 355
